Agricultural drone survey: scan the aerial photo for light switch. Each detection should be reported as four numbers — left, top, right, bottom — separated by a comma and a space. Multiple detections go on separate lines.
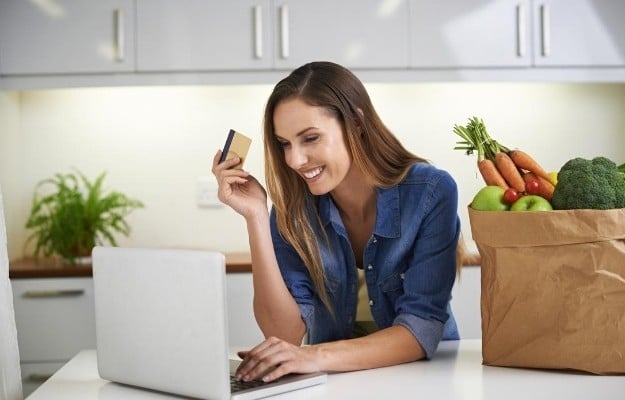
196, 176, 222, 208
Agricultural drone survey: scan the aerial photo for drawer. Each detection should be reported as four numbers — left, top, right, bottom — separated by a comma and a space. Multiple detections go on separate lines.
11, 277, 96, 362
20, 361, 65, 398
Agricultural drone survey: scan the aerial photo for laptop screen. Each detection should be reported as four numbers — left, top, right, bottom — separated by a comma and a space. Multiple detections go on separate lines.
93, 247, 230, 399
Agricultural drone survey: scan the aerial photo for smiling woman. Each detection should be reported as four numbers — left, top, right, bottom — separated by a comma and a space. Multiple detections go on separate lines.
213, 61, 463, 383
272, 97, 353, 197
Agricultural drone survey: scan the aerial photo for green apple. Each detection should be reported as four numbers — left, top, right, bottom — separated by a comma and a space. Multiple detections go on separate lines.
470, 186, 510, 211
510, 195, 553, 211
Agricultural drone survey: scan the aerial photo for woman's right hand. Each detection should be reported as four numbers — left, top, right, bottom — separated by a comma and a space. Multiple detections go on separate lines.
211, 151, 268, 219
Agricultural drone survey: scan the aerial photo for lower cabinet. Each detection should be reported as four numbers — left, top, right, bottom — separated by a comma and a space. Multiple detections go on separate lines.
19, 361, 65, 397
450, 266, 481, 339
11, 277, 96, 397
226, 273, 264, 347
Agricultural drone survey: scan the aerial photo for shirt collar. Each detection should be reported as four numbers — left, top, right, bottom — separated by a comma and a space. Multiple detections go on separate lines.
318, 185, 400, 239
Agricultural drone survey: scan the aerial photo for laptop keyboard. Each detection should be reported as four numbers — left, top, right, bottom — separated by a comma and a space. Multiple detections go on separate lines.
230, 375, 269, 393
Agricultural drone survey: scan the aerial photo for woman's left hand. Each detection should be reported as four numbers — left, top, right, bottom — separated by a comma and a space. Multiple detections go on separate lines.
235, 336, 322, 382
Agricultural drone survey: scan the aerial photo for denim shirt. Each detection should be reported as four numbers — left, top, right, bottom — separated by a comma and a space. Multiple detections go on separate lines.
270, 162, 461, 358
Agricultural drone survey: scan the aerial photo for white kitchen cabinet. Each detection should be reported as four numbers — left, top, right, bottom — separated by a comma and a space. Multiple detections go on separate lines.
450, 266, 481, 339
11, 277, 96, 397
532, 0, 625, 67
0, 0, 135, 75
226, 273, 264, 347
1, 0, 624, 87
137, 0, 410, 72
19, 361, 65, 398
409, 0, 625, 70
409, 0, 531, 68
136, 0, 273, 71
272, 0, 410, 70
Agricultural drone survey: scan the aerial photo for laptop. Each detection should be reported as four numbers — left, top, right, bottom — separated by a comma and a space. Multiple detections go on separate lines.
92, 246, 327, 400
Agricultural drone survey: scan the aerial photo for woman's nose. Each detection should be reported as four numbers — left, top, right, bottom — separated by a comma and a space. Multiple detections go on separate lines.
285, 146, 307, 169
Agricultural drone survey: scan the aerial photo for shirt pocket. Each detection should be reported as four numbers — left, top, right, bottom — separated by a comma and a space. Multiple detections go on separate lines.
378, 272, 405, 304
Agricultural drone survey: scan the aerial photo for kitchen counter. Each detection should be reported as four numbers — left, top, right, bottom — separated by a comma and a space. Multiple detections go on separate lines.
10, 251, 481, 279
27, 340, 625, 400
8, 252, 254, 279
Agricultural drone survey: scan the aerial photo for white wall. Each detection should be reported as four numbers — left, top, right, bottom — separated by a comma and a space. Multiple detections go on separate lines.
0, 92, 22, 259
1, 82, 625, 260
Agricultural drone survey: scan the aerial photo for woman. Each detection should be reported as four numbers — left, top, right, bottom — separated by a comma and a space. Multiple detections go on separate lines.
212, 61, 462, 383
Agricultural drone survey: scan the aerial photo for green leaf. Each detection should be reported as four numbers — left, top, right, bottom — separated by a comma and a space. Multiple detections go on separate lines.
23, 169, 144, 263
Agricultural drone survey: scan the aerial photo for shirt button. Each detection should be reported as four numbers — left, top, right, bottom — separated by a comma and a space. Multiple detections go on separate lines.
400, 273, 405, 279
369, 300, 374, 307
372, 237, 377, 243
367, 264, 373, 270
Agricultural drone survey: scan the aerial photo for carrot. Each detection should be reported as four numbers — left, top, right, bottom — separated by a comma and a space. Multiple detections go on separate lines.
494, 152, 525, 192
536, 176, 555, 200
523, 172, 555, 200
508, 149, 551, 182
478, 159, 509, 189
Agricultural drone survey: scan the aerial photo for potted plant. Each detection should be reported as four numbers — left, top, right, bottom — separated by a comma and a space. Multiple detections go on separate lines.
25, 169, 144, 265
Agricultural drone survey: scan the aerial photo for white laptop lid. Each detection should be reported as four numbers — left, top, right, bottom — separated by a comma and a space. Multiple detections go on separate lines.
92, 246, 230, 400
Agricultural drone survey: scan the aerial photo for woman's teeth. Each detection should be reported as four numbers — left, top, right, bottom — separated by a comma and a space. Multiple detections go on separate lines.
303, 167, 323, 179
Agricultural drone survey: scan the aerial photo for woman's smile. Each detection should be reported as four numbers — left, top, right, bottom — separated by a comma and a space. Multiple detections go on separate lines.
302, 166, 324, 180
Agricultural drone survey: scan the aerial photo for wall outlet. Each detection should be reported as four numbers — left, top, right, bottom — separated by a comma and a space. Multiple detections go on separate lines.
196, 176, 222, 208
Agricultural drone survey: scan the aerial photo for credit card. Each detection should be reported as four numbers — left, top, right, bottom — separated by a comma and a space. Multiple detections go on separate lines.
219, 129, 252, 169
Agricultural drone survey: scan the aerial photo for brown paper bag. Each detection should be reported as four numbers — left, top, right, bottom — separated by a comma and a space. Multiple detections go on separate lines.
468, 206, 625, 374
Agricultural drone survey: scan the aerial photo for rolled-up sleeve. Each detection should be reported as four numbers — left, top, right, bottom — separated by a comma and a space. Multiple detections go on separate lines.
394, 313, 444, 359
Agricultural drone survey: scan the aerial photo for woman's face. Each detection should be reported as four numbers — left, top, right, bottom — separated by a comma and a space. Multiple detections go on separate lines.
273, 97, 353, 196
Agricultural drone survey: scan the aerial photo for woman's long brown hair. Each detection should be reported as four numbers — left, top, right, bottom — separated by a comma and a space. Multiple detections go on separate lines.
263, 62, 464, 314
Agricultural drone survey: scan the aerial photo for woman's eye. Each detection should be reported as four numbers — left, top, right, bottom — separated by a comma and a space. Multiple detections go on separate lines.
278, 141, 291, 149
304, 135, 319, 143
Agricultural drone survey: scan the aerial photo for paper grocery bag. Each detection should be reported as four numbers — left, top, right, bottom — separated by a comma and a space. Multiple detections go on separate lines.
468, 206, 625, 374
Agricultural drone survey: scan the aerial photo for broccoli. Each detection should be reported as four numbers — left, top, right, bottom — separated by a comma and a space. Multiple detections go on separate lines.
551, 156, 625, 210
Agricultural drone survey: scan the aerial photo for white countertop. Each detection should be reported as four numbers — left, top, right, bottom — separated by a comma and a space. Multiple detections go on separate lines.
27, 340, 625, 400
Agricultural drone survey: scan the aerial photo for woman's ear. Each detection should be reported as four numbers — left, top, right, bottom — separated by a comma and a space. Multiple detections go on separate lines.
355, 108, 365, 136
356, 108, 364, 120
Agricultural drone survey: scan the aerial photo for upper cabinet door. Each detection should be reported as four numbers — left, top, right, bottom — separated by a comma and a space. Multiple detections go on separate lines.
0, 0, 135, 75
533, 0, 625, 67
410, 0, 531, 68
272, 0, 409, 70
136, 0, 272, 71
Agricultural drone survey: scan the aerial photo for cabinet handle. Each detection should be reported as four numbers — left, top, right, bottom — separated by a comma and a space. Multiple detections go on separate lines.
253, 5, 263, 59
516, 4, 526, 57
22, 289, 85, 298
25, 373, 53, 383
279, 5, 290, 59
540, 4, 550, 57
114, 8, 125, 62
